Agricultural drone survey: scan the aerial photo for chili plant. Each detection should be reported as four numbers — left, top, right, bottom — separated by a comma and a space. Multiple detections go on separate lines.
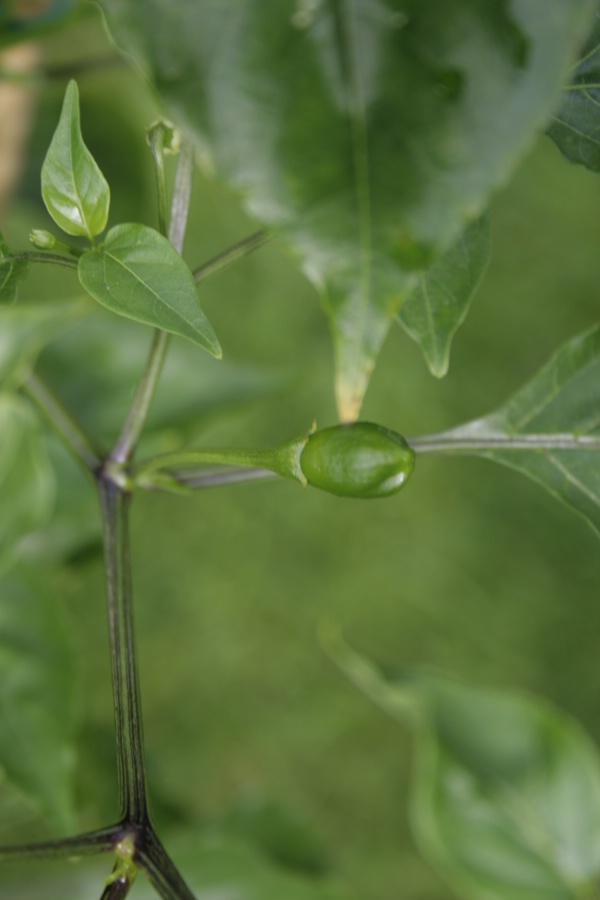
3, 2, 600, 898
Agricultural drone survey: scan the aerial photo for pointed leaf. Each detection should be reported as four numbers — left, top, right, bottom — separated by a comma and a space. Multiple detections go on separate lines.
100, 0, 595, 418
428, 323, 600, 534
0, 395, 56, 570
0, 233, 29, 304
0, 300, 85, 388
328, 637, 600, 900
547, 13, 600, 170
398, 216, 491, 378
41, 80, 110, 239
78, 223, 221, 356
0, 570, 77, 834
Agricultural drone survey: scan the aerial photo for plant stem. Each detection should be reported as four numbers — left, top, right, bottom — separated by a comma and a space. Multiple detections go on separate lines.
408, 432, 600, 455
7, 250, 78, 269
192, 229, 272, 284
147, 126, 170, 239
109, 329, 170, 466
164, 467, 277, 490
98, 478, 149, 824
0, 824, 122, 863
100, 875, 135, 900
24, 371, 102, 471
135, 448, 285, 479
109, 142, 194, 466
169, 141, 194, 255
139, 828, 197, 900
134, 432, 306, 490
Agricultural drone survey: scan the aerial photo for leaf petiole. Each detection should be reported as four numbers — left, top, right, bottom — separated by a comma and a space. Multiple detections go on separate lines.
192, 229, 272, 284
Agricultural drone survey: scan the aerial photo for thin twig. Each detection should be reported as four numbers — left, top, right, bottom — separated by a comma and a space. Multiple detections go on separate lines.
98, 480, 149, 824
109, 141, 194, 465
0, 824, 122, 863
24, 371, 102, 471
100, 875, 135, 900
4, 250, 78, 269
138, 828, 197, 900
172, 467, 276, 489
192, 230, 272, 284
169, 142, 194, 254
408, 432, 600, 455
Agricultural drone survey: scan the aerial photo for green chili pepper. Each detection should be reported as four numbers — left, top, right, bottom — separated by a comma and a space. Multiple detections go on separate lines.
299, 422, 415, 499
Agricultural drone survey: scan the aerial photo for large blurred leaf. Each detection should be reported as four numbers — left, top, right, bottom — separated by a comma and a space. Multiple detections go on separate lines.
0, 394, 55, 570
0, 570, 77, 834
221, 796, 329, 876
140, 832, 353, 900
547, 10, 600, 170
41, 80, 110, 240
0, 300, 85, 388
0, 233, 29, 305
78, 223, 221, 356
327, 634, 600, 900
100, 0, 594, 419
37, 309, 280, 449
415, 323, 600, 534
398, 215, 491, 378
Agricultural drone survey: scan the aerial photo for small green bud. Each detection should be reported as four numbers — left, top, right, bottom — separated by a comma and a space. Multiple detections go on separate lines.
29, 229, 61, 250
300, 422, 415, 499
146, 119, 182, 155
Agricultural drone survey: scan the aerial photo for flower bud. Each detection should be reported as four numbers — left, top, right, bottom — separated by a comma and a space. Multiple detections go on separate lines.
29, 229, 61, 250
146, 119, 182, 155
299, 422, 415, 499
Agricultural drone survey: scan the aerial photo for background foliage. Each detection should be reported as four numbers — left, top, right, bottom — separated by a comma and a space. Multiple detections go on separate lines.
2, 3, 600, 899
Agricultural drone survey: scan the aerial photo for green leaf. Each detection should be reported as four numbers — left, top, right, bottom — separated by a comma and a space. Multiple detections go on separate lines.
221, 797, 329, 876
0, 300, 85, 388
327, 636, 600, 900
0, 570, 77, 834
41, 79, 110, 239
426, 323, 600, 534
0, 233, 29, 304
547, 13, 600, 170
37, 310, 275, 452
78, 223, 221, 356
0, 395, 56, 569
100, 0, 595, 419
398, 216, 491, 378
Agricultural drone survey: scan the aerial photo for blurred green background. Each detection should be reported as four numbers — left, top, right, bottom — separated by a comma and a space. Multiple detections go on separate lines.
2, 7, 600, 899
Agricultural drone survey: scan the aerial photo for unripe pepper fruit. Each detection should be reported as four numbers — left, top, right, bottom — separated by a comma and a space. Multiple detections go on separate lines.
299, 422, 415, 499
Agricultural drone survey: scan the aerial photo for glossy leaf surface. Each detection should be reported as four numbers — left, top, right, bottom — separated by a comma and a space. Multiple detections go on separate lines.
100, 0, 594, 418
329, 637, 600, 900
0, 395, 55, 570
0, 300, 85, 388
0, 570, 77, 834
547, 12, 600, 170
0, 233, 29, 304
398, 216, 491, 377
78, 223, 221, 356
41, 80, 110, 239
428, 323, 600, 534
